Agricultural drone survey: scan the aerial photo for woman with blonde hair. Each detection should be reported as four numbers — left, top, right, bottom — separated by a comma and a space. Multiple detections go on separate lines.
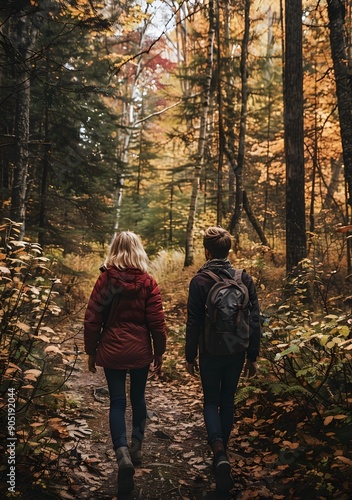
84, 231, 167, 495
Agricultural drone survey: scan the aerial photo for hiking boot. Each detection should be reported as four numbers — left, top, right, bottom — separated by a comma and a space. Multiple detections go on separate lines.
214, 452, 234, 494
115, 446, 135, 494
130, 439, 142, 466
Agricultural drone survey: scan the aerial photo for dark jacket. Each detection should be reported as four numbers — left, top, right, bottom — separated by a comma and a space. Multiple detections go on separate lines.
84, 266, 167, 369
185, 259, 261, 363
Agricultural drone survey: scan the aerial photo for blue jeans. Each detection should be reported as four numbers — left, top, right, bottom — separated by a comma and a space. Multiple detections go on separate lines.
199, 353, 245, 448
104, 365, 149, 450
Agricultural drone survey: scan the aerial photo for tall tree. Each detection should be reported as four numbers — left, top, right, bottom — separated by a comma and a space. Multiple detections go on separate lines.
184, 1, 215, 266
229, 0, 250, 246
284, 0, 306, 273
327, 0, 352, 272
4, 1, 38, 237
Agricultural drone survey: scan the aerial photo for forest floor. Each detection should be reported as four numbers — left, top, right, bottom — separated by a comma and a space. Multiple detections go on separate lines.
58, 351, 284, 500
10, 269, 351, 500
47, 314, 345, 500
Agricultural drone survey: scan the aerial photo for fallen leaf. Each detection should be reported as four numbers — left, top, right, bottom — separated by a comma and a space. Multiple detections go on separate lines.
336, 456, 352, 467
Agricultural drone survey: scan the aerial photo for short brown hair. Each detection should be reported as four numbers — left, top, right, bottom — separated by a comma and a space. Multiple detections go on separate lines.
203, 226, 232, 258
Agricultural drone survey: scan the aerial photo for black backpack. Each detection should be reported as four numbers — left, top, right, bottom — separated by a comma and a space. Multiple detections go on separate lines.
203, 269, 250, 355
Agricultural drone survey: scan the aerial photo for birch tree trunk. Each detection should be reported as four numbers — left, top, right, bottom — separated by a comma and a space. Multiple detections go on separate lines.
112, 14, 149, 238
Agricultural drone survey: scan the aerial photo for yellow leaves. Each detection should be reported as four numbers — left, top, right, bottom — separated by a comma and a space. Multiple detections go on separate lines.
16, 321, 31, 332
24, 369, 42, 381
319, 326, 352, 350
118, 6, 150, 31
40, 326, 56, 334
337, 325, 350, 338
44, 345, 62, 355
4, 362, 22, 379
36, 334, 50, 343
324, 415, 334, 426
48, 417, 69, 439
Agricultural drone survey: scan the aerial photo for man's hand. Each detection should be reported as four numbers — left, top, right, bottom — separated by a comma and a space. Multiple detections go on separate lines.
243, 360, 258, 379
88, 354, 97, 373
186, 359, 199, 376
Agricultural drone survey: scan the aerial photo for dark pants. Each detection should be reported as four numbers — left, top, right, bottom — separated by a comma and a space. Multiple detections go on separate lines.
199, 353, 245, 448
104, 365, 149, 450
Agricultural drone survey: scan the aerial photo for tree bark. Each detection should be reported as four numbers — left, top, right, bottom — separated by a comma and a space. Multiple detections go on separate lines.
229, 0, 250, 250
215, 0, 224, 226
9, 4, 35, 238
243, 190, 269, 247
323, 157, 343, 210
284, 0, 306, 273
327, 0, 352, 208
38, 58, 51, 249
327, 0, 352, 272
184, 1, 215, 266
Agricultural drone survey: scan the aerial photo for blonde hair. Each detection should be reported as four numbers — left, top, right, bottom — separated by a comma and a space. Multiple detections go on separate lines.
106, 231, 149, 273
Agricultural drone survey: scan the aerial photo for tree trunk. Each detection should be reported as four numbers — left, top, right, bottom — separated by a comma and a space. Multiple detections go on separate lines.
284, 0, 306, 273
327, 0, 352, 209
327, 0, 352, 273
9, 5, 34, 238
323, 157, 343, 210
215, 1, 224, 226
223, 1, 236, 213
243, 190, 269, 247
229, 0, 250, 250
38, 59, 51, 249
113, 18, 148, 238
184, 1, 215, 266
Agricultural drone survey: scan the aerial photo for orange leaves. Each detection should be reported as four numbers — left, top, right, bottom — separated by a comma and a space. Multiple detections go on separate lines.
324, 414, 348, 426
336, 224, 352, 233
282, 440, 300, 450
335, 455, 352, 467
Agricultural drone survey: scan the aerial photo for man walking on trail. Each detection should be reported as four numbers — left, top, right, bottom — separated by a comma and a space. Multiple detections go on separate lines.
185, 226, 261, 495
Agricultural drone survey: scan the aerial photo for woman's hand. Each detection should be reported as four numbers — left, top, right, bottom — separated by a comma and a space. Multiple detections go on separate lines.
152, 354, 163, 374
88, 354, 97, 373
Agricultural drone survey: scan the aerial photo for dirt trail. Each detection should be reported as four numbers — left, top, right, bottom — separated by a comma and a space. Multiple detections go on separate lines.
64, 363, 214, 499
61, 346, 278, 500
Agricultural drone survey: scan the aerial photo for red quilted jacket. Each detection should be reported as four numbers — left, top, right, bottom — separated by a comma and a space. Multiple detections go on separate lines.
84, 266, 167, 369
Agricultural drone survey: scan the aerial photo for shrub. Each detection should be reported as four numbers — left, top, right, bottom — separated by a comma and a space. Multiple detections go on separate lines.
0, 219, 78, 497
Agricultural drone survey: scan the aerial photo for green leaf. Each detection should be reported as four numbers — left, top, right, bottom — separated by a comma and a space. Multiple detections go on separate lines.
275, 344, 300, 360
320, 335, 330, 346
296, 368, 309, 377
337, 326, 350, 338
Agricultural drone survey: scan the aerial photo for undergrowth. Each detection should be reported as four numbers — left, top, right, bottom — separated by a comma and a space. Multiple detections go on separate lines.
0, 220, 80, 498
1, 222, 352, 498
235, 257, 352, 498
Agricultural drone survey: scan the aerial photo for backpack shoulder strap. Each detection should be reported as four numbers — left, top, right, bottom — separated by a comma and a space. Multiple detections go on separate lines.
234, 268, 243, 281
232, 268, 250, 307
202, 269, 221, 282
